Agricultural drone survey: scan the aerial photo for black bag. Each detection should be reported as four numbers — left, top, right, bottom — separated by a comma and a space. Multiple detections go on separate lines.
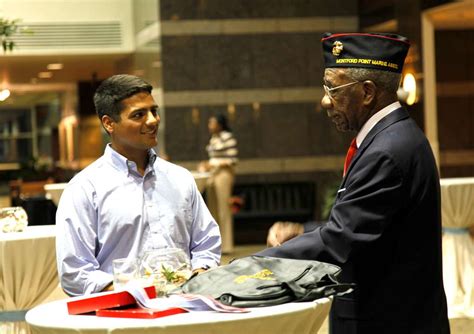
181, 256, 355, 307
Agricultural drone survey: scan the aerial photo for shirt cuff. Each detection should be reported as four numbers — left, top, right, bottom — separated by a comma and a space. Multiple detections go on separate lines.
191, 259, 218, 271
86, 270, 114, 294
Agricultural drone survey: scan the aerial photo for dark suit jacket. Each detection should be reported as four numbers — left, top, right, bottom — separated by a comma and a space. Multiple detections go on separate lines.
258, 107, 450, 333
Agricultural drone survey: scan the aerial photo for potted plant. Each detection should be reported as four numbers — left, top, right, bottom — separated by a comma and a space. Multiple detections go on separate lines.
0, 17, 31, 52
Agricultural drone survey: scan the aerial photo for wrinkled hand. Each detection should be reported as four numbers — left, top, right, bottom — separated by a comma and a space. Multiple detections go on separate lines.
266, 221, 304, 247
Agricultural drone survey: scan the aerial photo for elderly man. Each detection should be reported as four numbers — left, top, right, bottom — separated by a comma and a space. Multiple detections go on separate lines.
259, 33, 450, 333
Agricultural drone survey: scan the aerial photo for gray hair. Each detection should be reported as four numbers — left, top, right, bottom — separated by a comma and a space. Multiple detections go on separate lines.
345, 68, 401, 93
93, 74, 153, 122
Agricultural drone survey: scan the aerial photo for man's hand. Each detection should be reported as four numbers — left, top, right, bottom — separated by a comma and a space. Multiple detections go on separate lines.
192, 267, 208, 275
266, 221, 304, 247
101, 282, 114, 291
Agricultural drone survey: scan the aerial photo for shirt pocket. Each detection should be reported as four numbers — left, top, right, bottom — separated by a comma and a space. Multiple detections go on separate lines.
153, 205, 192, 246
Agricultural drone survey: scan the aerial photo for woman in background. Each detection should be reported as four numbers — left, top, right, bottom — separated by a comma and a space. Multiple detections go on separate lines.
199, 114, 238, 254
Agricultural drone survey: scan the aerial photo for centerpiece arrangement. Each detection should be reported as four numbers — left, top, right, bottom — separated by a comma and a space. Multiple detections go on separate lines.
136, 248, 192, 295
0, 206, 28, 232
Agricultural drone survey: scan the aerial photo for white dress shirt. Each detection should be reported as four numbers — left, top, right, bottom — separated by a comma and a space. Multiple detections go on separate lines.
356, 101, 402, 148
56, 145, 221, 296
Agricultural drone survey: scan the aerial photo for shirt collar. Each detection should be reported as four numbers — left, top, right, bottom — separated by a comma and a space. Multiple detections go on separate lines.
104, 144, 158, 175
355, 101, 401, 148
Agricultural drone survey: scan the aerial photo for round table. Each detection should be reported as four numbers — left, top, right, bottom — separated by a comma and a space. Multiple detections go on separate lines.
26, 297, 332, 334
44, 183, 68, 206
0, 225, 59, 334
440, 177, 474, 318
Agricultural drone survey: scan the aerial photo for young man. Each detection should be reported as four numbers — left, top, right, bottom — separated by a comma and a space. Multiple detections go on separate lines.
56, 74, 221, 296
259, 33, 450, 333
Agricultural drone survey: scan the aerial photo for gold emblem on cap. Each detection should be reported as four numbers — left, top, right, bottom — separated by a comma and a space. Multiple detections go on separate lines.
332, 41, 343, 56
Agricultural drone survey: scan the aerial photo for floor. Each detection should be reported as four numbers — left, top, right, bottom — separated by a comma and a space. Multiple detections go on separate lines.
226, 244, 474, 334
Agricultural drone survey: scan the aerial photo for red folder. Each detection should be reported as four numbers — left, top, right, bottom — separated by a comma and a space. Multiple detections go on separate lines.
67, 286, 157, 315
96, 306, 187, 319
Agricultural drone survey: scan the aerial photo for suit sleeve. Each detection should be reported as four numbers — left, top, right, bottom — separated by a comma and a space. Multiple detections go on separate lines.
257, 149, 404, 264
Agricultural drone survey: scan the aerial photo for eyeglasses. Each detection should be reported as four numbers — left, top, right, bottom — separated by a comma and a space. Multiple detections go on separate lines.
323, 81, 360, 98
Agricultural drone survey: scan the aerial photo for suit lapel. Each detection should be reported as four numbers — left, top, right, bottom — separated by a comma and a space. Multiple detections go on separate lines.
343, 107, 409, 181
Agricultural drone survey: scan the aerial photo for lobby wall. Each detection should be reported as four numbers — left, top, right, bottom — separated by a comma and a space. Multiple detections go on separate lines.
158, 1, 359, 224
436, 30, 474, 177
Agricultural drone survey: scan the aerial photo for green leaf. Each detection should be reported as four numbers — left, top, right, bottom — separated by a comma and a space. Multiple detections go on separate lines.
1, 16, 31, 52
161, 264, 177, 282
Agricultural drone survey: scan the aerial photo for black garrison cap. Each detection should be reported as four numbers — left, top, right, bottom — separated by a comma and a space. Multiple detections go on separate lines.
321, 32, 410, 73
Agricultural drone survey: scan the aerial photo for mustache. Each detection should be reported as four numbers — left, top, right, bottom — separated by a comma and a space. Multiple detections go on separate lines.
323, 109, 334, 117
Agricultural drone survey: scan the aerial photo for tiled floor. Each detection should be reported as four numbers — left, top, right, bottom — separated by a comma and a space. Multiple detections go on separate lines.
226, 244, 474, 334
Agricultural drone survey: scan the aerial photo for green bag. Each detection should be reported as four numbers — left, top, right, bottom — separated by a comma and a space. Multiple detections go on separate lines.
180, 256, 354, 307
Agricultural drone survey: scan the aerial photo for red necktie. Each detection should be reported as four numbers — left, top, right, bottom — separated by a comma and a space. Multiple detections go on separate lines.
343, 138, 358, 177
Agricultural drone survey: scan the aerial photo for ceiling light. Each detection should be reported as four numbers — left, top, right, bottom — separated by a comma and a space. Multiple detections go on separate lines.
402, 73, 417, 106
38, 71, 53, 79
47, 63, 64, 70
0, 89, 11, 101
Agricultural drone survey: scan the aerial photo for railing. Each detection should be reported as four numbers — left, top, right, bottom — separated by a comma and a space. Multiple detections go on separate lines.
232, 182, 315, 244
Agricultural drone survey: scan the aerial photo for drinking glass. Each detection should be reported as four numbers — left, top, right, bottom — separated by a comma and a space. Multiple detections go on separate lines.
138, 248, 192, 295
112, 258, 138, 289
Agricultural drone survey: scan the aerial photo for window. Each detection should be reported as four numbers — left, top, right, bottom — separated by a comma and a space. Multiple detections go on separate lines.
0, 103, 60, 168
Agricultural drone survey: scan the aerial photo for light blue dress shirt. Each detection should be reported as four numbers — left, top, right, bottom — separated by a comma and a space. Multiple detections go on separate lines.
56, 145, 221, 296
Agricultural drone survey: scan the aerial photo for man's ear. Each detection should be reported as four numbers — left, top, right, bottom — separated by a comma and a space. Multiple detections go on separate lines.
362, 80, 377, 106
101, 115, 115, 134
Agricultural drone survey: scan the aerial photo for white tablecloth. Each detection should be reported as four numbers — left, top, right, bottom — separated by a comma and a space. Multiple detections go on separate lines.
0, 225, 59, 333
440, 177, 474, 318
26, 296, 332, 334
44, 183, 68, 206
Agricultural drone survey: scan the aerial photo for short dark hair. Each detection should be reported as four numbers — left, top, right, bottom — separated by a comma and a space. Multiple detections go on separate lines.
345, 68, 401, 93
213, 114, 231, 132
93, 74, 153, 121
